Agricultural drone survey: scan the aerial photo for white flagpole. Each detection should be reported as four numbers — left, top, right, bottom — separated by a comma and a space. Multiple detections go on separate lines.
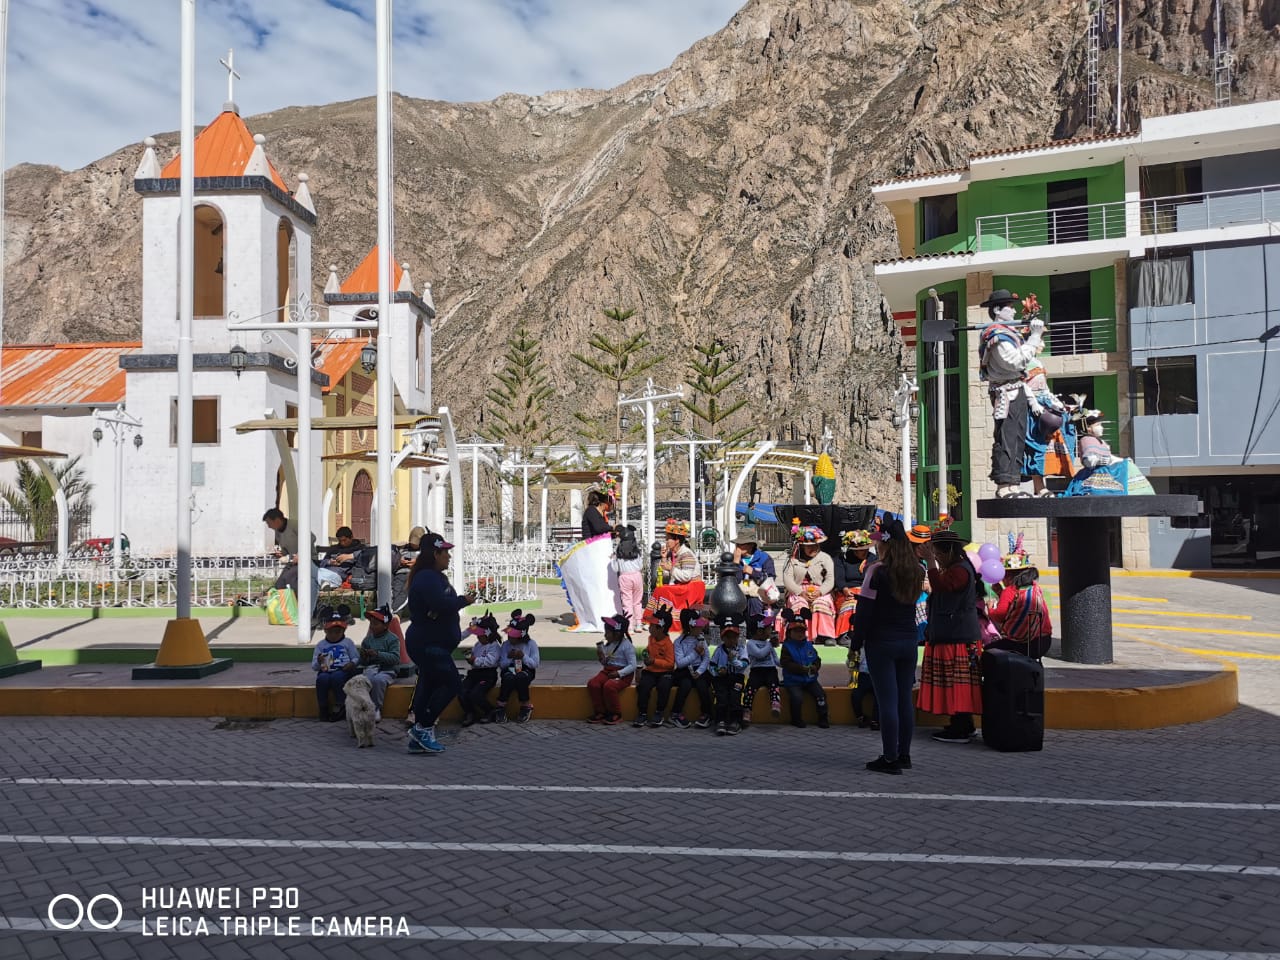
176, 0, 195, 618
374, 0, 394, 604
0, 0, 9, 397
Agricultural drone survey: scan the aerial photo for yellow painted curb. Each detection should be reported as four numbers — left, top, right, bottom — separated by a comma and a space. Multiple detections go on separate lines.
0, 668, 1238, 730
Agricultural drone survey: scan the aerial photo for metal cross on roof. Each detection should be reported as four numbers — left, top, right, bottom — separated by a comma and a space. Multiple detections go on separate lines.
219, 48, 241, 103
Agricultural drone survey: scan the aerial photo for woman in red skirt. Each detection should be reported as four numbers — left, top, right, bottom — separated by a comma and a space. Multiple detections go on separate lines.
919, 529, 983, 743
650, 519, 705, 618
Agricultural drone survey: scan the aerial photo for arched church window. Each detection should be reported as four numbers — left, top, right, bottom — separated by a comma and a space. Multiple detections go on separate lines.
276, 218, 297, 322
416, 317, 427, 391
194, 204, 225, 317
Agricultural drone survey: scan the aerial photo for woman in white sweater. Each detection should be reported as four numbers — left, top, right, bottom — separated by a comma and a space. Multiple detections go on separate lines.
781, 524, 837, 645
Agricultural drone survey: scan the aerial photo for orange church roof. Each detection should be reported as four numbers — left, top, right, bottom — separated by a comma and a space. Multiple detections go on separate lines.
0, 342, 141, 407
160, 110, 288, 192
312, 338, 368, 394
339, 247, 404, 296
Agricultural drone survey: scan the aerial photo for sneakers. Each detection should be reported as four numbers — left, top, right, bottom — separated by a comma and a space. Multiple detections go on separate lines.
932, 727, 973, 743
791, 718, 807, 729
632, 713, 648, 728
898, 754, 912, 769
374, 709, 381, 723
741, 709, 752, 724
770, 699, 781, 718
693, 715, 711, 729
670, 714, 691, 729
460, 714, 476, 728
865, 755, 901, 775
647, 715, 665, 728
587, 713, 606, 724
817, 715, 830, 729
715, 721, 728, 736
517, 704, 534, 724
604, 713, 623, 725
407, 725, 445, 755
870, 720, 881, 731
725, 721, 741, 736
856, 715, 870, 729
491, 708, 509, 725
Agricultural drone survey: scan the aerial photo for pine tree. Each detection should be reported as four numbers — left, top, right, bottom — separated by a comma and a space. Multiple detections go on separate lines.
570, 310, 661, 456
681, 340, 750, 445
484, 321, 556, 456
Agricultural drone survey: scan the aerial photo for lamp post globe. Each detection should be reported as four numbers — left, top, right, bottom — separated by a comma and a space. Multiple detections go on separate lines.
133, 433, 143, 451
229, 343, 247, 378
360, 341, 377, 375
92, 426, 103, 445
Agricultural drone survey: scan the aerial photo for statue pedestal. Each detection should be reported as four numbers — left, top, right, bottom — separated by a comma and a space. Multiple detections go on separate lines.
976, 495, 1200, 664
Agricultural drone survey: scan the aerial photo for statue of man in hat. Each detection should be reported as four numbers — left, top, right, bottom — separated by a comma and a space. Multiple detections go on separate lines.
978, 289, 1044, 499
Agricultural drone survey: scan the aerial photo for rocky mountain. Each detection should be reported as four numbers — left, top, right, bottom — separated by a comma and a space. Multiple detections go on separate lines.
5, 0, 1279, 506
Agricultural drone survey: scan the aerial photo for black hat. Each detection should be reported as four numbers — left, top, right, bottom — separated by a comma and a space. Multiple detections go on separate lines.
319, 604, 351, 627
642, 603, 675, 631
365, 603, 394, 624
979, 289, 1021, 309
680, 607, 711, 629
715, 613, 744, 636
602, 613, 631, 636
780, 606, 811, 626
746, 610, 775, 632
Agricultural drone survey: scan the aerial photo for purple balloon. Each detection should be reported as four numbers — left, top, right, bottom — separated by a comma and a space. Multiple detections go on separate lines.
981, 559, 1006, 584
977, 543, 1001, 562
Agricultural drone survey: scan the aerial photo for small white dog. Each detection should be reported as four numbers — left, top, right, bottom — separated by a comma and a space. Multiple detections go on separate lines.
343, 673, 377, 748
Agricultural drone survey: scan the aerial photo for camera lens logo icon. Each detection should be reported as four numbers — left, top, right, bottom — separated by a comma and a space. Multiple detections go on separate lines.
47, 893, 124, 931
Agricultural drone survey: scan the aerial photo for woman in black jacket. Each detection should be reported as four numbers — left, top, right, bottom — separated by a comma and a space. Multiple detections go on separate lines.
852, 520, 924, 774
920, 529, 984, 744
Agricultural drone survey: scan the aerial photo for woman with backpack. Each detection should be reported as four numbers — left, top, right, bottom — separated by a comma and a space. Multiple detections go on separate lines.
611, 524, 644, 626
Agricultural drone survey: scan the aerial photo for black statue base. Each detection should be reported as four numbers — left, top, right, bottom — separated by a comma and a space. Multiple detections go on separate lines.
977, 495, 1200, 665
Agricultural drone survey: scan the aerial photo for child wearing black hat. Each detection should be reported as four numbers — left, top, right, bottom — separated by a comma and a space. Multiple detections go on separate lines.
587, 614, 637, 724
461, 612, 502, 726
742, 610, 782, 725
311, 605, 360, 721
493, 610, 540, 723
669, 607, 713, 729
779, 607, 830, 728
708, 616, 749, 735
358, 603, 402, 722
634, 601, 677, 727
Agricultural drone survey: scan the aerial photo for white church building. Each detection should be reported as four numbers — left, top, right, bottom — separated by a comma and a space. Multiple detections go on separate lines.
0, 99, 439, 557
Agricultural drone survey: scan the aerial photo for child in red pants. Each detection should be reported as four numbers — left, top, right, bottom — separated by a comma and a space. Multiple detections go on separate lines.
586, 614, 637, 724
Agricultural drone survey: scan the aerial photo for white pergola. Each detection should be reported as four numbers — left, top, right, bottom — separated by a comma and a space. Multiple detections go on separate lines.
718, 443, 821, 542
0, 444, 69, 564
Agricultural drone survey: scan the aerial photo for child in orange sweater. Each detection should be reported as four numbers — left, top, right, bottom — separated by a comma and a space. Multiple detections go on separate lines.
634, 601, 677, 727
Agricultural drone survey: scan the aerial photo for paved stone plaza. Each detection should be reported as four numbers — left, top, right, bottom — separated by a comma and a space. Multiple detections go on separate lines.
1, 573, 1279, 959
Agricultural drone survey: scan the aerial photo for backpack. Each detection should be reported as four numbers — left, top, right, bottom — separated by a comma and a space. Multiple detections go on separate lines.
615, 526, 640, 561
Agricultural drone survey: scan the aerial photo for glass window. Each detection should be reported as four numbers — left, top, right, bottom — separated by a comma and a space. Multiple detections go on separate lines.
170, 397, 220, 446
1141, 356, 1198, 415
921, 370, 962, 469
1048, 272, 1093, 354
921, 194, 959, 243
1129, 255, 1192, 308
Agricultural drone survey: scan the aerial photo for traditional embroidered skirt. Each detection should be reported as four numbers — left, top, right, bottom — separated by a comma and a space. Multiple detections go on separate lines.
651, 580, 706, 618
786, 592, 837, 642
833, 587, 859, 637
918, 641, 983, 715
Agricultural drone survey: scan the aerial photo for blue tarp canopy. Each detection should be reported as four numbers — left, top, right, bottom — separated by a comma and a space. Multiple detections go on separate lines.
734, 502, 781, 524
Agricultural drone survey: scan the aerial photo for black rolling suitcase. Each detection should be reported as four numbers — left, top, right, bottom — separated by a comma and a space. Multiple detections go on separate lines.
980, 648, 1044, 752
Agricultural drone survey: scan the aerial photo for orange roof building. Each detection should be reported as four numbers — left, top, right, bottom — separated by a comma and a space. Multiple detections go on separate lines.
0, 342, 141, 408
158, 109, 288, 191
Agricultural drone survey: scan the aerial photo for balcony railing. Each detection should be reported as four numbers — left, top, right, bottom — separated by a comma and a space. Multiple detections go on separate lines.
1044, 316, 1116, 356
974, 183, 1280, 253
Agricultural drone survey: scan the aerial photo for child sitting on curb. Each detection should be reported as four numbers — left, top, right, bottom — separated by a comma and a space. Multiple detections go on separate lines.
742, 609, 782, 725
312, 604, 359, 722
780, 607, 830, 728
493, 610, 540, 724
708, 615, 749, 736
461, 612, 502, 726
587, 614, 637, 724
670, 607, 713, 729
634, 602, 677, 727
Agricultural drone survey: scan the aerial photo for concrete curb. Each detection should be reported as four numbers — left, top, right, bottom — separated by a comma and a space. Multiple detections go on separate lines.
0, 665, 1238, 729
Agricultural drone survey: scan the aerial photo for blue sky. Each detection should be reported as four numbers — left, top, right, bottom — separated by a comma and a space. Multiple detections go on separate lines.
4, 0, 744, 170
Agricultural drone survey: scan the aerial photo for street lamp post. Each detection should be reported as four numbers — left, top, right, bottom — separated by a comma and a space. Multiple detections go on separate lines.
510, 461, 545, 543
374, 0, 396, 607
618, 379, 684, 547
229, 296, 378, 645
92, 404, 143, 570
662, 433, 719, 536
456, 437, 504, 548
892, 374, 919, 523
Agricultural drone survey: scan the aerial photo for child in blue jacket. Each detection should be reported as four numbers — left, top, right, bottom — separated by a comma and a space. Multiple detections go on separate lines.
779, 607, 829, 728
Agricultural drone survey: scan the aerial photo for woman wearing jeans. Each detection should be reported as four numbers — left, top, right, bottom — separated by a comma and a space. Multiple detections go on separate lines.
852, 520, 925, 775
404, 532, 475, 755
